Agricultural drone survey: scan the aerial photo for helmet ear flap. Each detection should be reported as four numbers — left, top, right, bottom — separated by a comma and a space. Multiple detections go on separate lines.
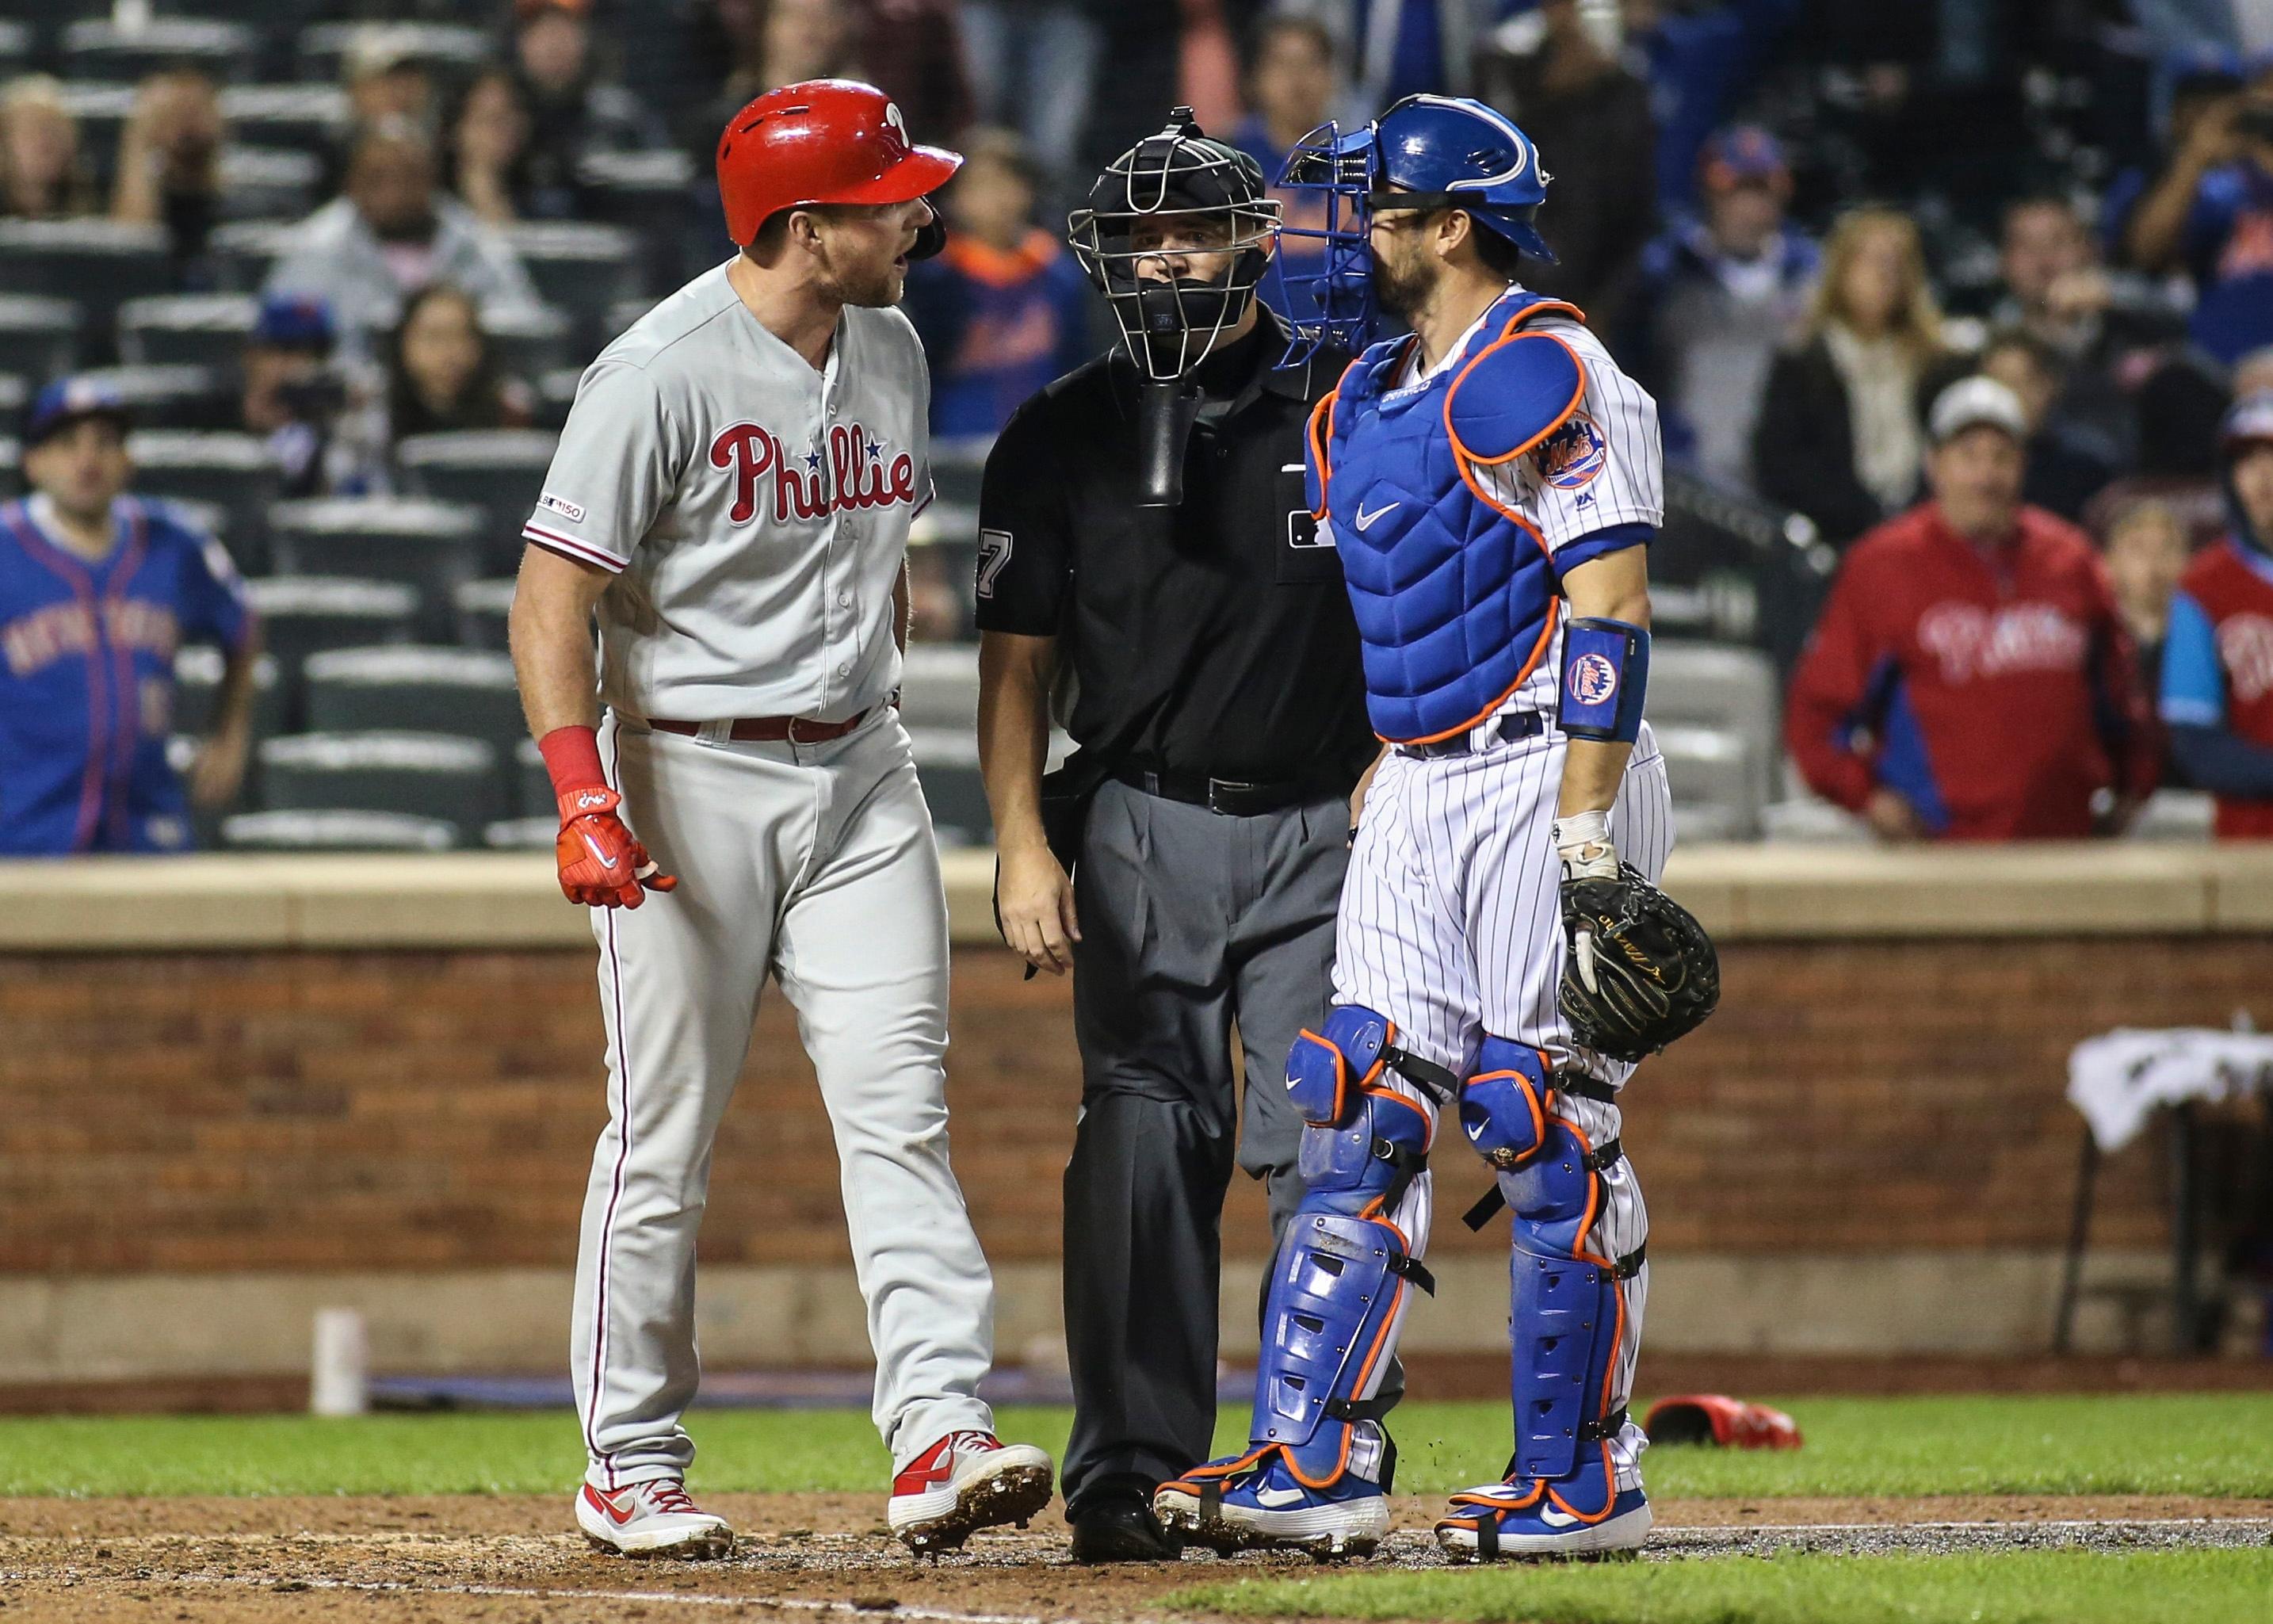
909, 217, 947, 261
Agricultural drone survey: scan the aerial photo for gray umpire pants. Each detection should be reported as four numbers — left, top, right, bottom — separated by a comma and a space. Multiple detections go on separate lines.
1059, 778, 1350, 1519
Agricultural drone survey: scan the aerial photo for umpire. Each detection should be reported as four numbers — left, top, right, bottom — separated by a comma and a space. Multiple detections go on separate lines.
974, 110, 1375, 1562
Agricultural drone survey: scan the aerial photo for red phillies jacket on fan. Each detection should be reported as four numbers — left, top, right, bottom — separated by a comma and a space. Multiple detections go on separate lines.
2160, 534, 2273, 837
1785, 502, 2158, 839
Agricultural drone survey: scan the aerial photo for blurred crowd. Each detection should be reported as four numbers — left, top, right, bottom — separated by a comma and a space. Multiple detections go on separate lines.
6, 0, 2273, 850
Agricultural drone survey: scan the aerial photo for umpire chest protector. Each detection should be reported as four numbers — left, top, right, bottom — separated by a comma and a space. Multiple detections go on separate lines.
1312, 288, 1586, 745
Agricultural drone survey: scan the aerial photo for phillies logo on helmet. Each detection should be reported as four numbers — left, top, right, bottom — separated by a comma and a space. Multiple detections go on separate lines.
1568, 652, 1619, 706
710, 421, 919, 526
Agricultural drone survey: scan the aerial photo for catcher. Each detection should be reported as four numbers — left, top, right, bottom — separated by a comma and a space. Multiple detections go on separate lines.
1154, 94, 1718, 1561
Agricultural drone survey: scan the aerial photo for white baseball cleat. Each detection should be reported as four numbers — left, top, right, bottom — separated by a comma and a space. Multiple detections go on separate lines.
887, 1431, 1055, 1553
575, 1479, 734, 1557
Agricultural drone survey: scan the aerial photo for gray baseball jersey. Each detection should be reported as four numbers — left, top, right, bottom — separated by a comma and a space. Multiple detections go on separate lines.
521, 260, 934, 722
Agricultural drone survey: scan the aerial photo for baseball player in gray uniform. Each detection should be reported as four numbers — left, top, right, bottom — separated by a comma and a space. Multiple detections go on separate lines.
509, 79, 1052, 1560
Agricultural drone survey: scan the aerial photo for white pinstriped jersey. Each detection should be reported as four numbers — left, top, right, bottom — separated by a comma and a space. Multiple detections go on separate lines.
521, 261, 934, 723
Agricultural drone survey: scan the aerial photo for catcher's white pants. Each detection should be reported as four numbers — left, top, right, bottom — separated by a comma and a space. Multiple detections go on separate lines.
571, 708, 998, 1488
1331, 720, 1673, 1485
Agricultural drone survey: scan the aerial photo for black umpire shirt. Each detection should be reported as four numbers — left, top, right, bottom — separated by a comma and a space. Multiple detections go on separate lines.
973, 308, 1374, 789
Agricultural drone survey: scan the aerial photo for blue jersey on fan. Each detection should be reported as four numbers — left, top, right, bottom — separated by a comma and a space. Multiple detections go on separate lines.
0, 495, 252, 854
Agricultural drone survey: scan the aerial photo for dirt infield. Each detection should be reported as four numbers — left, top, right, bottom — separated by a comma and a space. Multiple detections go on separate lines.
2, 1493, 2269, 1623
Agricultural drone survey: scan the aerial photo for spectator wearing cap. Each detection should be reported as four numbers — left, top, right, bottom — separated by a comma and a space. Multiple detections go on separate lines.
342, 29, 441, 134
1474, 0, 1658, 334
264, 120, 541, 354
1753, 207, 1962, 550
1977, 328, 2125, 524
901, 130, 1091, 440
2122, 72, 2273, 365
0, 380, 258, 854
1786, 376, 2158, 842
1626, 124, 1816, 491
0, 75, 97, 221
111, 68, 227, 284
510, 0, 664, 216
2160, 392, 2273, 836
239, 293, 386, 499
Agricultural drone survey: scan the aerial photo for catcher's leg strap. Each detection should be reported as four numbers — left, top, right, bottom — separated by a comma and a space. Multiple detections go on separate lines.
1503, 1115, 1644, 1485
1244, 1085, 1434, 1488
1286, 1005, 1456, 1129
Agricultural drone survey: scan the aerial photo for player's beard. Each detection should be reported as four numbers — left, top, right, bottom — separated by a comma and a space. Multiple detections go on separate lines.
1370, 240, 1433, 319
812, 236, 905, 309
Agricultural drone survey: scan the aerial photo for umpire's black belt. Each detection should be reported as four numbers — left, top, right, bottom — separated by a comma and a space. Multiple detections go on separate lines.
1113, 767, 1332, 817
1395, 709, 1547, 760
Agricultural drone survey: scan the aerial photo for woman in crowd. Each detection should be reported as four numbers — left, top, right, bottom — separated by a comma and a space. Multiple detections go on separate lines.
0, 75, 97, 220
449, 68, 537, 227
1753, 206, 1960, 549
384, 283, 533, 444
112, 68, 227, 273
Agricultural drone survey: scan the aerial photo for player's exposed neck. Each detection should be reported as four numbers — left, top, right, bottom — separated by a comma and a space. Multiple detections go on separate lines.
727, 253, 842, 374
1408, 271, 1517, 374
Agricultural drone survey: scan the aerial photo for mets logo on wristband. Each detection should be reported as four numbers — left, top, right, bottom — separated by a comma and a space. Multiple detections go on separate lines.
1569, 651, 1619, 706
1535, 412, 1607, 489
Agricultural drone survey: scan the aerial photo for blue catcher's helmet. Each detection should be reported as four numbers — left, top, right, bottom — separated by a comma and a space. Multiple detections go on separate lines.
1278, 94, 1555, 360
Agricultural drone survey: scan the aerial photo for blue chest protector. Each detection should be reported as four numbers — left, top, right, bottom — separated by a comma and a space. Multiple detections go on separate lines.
1308, 288, 1587, 744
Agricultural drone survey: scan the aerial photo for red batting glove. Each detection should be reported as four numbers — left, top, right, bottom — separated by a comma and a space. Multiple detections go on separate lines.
539, 726, 677, 909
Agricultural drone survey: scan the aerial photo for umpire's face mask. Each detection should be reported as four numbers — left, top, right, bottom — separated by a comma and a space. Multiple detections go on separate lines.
1073, 207, 1277, 384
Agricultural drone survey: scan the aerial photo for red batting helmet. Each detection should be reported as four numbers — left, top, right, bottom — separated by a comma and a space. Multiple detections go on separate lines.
715, 78, 963, 247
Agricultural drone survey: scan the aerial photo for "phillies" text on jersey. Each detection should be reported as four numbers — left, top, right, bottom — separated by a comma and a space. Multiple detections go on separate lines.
709, 421, 918, 527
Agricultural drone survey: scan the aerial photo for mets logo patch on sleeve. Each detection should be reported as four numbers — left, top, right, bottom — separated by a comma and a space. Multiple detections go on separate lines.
1534, 413, 1607, 490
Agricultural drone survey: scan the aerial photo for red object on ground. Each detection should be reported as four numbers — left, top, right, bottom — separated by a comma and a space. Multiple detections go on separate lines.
1642, 1393, 1805, 1450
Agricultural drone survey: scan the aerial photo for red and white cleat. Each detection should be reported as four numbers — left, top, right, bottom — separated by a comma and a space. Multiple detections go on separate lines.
575, 1479, 734, 1557
886, 1431, 1055, 1553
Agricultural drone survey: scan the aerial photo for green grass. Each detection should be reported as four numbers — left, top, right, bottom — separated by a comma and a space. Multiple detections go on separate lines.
0, 1397, 2268, 1499
1171, 1549, 2273, 1624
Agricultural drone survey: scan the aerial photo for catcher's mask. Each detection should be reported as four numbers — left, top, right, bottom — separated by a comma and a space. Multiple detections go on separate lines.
1067, 107, 1280, 384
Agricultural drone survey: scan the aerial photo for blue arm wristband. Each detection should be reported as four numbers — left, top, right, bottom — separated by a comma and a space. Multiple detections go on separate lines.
1558, 617, 1649, 743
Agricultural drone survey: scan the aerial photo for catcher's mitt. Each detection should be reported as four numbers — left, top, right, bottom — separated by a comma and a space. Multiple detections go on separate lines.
1558, 864, 1719, 1061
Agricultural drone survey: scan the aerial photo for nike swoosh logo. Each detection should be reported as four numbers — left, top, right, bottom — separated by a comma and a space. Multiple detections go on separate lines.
1354, 500, 1400, 531
587, 1488, 635, 1526
1538, 1504, 1582, 1528
580, 833, 620, 871
1253, 1487, 1309, 1507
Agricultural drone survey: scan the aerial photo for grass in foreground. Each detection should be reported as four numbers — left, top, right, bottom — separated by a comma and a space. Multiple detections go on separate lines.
0, 1396, 2269, 1498
1171, 1548, 2273, 1624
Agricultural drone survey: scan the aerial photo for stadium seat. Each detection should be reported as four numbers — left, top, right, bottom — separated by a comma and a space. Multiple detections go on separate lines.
266, 498, 483, 640
0, 436, 18, 499
219, 85, 353, 162
534, 368, 581, 428
0, 22, 27, 75
62, 17, 257, 84
505, 223, 642, 337
71, 364, 231, 432
0, 296, 80, 383
117, 295, 258, 371
2128, 790, 2215, 841
483, 303, 579, 383
257, 730, 499, 840
579, 148, 698, 292
395, 430, 559, 566
52, 80, 136, 178
208, 220, 300, 296
514, 736, 551, 819
295, 21, 492, 80
1759, 794, 1870, 843
0, 220, 174, 356
897, 642, 981, 733
242, 575, 419, 720
453, 579, 516, 651
216, 147, 323, 224
484, 816, 557, 850
907, 726, 991, 846
0, 373, 24, 424
1653, 723, 1759, 840
1648, 641, 1781, 812
302, 645, 524, 756
222, 808, 457, 853
173, 647, 286, 740
128, 432, 279, 571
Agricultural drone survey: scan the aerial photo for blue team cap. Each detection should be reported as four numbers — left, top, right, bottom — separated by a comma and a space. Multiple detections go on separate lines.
2221, 390, 2273, 453
253, 292, 335, 352
1699, 125, 1789, 191
24, 376, 132, 449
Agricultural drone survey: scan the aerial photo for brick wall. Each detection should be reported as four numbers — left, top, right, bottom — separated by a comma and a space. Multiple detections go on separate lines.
3, 936, 2255, 1276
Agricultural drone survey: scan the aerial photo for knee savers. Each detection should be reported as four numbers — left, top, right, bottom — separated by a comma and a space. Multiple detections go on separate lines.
1458, 1037, 1553, 1170
1497, 1114, 1641, 1485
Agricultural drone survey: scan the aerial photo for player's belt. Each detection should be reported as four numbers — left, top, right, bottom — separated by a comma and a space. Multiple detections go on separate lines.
1395, 709, 1546, 759
645, 708, 870, 744
1112, 766, 1332, 817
